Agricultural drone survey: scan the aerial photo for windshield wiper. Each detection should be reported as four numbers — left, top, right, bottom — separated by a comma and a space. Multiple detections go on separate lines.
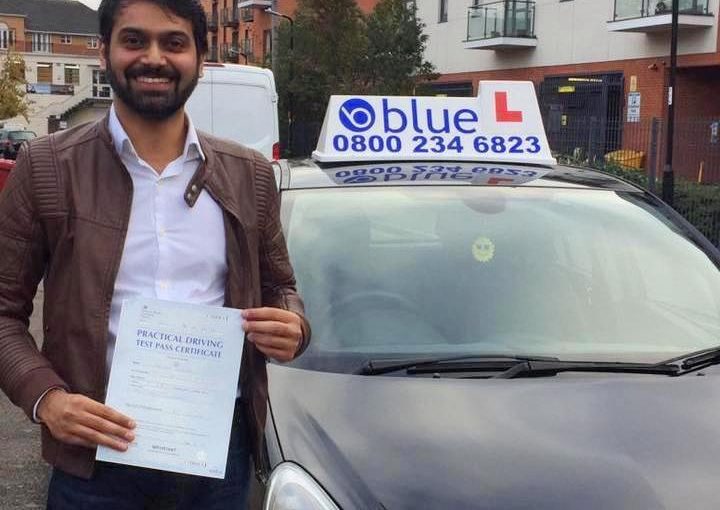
357, 355, 680, 378
495, 360, 679, 379
657, 345, 720, 374
358, 354, 561, 376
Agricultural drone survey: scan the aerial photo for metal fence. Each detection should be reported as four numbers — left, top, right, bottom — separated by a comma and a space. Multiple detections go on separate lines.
549, 116, 720, 246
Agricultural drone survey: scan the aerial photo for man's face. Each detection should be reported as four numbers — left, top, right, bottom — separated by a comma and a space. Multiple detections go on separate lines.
100, 1, 204, 121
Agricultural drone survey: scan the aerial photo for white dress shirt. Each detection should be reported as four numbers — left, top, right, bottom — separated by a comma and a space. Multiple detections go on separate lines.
106, 105, 228, 370
33, 106, 229, 421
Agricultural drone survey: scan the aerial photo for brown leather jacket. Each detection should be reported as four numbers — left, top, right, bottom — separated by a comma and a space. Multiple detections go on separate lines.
0, 115, 310, 479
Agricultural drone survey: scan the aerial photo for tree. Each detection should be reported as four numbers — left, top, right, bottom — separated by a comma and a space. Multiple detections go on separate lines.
0, 52, 29, 121
273, 0, 368, 156
273, 0, 438, 156
364, 0, 437, 95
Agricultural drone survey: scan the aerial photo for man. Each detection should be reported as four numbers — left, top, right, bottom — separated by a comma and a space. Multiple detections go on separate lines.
0, 0, 309, 508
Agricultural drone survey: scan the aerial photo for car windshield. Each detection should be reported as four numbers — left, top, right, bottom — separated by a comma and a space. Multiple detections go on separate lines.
9, 131, 34, 141
281, 184, 720, 371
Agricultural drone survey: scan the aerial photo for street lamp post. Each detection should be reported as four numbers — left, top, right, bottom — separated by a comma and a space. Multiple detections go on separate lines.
662, 0, 679, 205
265, 8, 294, 156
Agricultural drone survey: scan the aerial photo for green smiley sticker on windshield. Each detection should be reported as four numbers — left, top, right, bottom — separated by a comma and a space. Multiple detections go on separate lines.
472, 236, 495, 263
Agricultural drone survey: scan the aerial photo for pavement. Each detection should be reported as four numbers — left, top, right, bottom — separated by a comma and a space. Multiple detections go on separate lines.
0, 286, 49, 509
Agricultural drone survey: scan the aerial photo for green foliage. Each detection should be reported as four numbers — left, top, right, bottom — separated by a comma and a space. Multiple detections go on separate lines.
0, 52, 29, 121
364, 0, 437, 95
273, 0, 437, 156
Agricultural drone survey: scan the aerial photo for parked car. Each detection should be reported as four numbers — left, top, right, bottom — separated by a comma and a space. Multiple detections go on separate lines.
0, 130, 36, 160
257, 85, 720, 510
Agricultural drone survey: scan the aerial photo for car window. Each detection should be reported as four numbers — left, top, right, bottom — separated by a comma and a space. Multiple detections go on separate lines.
282, 186, 720, 370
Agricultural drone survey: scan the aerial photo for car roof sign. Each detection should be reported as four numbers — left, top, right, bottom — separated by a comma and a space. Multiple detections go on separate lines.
312, 81, 556, 166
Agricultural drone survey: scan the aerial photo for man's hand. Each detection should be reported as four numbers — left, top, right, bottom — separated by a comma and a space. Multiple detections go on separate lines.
243, 307, 303, 362
37, 389, 136, 451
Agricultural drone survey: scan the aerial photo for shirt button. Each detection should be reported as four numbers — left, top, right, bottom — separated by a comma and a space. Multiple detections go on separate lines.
191, 184, 199, 193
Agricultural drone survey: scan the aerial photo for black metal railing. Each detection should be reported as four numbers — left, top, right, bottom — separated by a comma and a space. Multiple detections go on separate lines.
241, 7, 254, 22
240, 38, 253, 55
467, 0, 536, 41
613, 0, 709, 21
208, 11, 219, 30
222, 7, 240, 26
208, 45, 219, 62
222, 43, 240, 62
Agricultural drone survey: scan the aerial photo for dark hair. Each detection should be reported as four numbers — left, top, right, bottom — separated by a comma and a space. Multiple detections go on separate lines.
98, 0, 208, 56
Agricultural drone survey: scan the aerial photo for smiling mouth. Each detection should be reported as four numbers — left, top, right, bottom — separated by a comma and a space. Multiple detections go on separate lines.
134, 76, 172, 84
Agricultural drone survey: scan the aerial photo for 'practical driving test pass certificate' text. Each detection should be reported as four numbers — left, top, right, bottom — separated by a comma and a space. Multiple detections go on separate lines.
97, 297, 244, 478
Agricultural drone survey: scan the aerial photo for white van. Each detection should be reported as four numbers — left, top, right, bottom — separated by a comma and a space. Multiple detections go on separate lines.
185, 63, 280, 160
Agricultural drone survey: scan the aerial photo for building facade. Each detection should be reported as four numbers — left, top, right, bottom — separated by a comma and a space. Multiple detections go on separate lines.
0, 0, 109, 136
418, 0, 720, 180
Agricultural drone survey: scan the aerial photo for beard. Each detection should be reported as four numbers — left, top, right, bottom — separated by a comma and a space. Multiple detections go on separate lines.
106, 59, 199, 121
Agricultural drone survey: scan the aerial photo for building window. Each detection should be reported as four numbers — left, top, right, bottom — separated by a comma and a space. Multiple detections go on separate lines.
64, 64, 80, 85
0, 23, 14, 50
263, 29, 272, 59
31, 33, 51, 53
87, 37, 99, 49
59, 35, 72, 44
439, 0, 448, 23
36, 62, 52, 83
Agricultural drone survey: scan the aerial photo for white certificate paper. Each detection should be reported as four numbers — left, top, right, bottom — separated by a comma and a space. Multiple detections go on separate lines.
97, 297, 244, 478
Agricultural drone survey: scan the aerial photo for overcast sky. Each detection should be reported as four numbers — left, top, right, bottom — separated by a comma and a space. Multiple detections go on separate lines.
78, 0, 100, 10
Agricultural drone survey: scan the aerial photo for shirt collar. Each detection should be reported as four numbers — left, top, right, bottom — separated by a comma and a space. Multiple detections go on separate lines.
108, 104, 205, 164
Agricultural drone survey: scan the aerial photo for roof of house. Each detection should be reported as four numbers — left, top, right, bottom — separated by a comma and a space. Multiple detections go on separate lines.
0, 0, 97, 35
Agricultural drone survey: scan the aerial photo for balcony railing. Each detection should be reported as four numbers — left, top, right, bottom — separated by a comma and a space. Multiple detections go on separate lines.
0, 40, 99, 57
241, 7, 254, 22
208, 11, 219, 31
240, 38, 253, 55
609, 0, 713, 31
613, 0, 709, 20
222, 7, 240, 26
465, 1, 537, 49
222, 43, 240, 63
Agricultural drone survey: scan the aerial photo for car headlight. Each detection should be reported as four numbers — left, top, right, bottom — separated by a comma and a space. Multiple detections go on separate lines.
264, 462, 340, 510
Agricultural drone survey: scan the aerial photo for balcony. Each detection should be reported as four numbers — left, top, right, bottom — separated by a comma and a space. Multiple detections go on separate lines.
237, 0, 272, 8
241, 7, 254, 22
608, 0, 713, 32
208, 11, 219, 31
222, 7, 240, 27
464, 1, 537, 50
222, 43, 240, 63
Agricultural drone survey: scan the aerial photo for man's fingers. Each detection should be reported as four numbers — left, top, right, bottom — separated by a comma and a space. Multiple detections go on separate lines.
248, 332, 295, 351
254, 344, 294, 362
244, 320, 297, 337
83, 397, 136, 429
243, 307, 299, 323
80, 411, 136, 442
70, 424, 129, 452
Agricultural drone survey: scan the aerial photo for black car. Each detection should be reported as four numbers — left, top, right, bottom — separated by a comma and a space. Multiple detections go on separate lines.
256, 159, 720, 510
0, 129, 36, 159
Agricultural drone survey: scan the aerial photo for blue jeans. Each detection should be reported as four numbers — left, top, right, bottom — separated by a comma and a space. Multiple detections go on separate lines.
46, 401, 251, 510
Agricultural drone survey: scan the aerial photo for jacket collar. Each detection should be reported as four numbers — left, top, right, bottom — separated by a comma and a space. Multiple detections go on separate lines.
96, 110, 214, 209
